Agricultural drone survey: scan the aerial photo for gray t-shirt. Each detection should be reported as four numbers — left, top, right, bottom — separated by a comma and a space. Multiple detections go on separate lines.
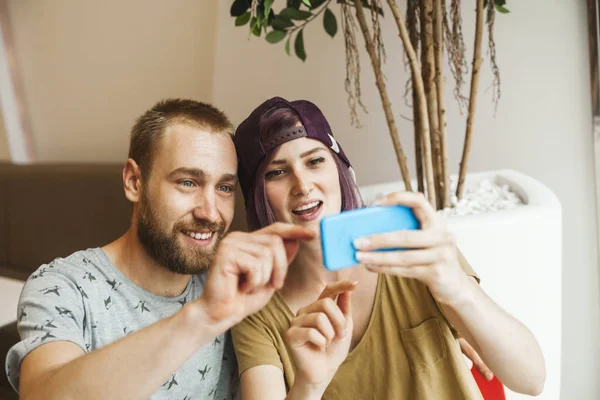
5, 248, 236, 399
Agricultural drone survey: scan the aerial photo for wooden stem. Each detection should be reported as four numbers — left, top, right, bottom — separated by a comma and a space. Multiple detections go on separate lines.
420, 0, 442, 208
408, 0, 424, 193
456, 0, 484, 199
387, 0, 436, 206
353, 0, 413, 192
434, 0, 449, 208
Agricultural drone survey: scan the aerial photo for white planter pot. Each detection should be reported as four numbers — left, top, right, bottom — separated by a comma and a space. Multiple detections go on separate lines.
359, 169, 562, 400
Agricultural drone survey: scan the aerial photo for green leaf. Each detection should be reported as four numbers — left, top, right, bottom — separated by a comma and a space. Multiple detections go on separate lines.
235, 12, 251, 26
266, 9, 275, 26
285, 36, 291, 56
495, 4, 510, 13
485, 0, 507, 9
264, 0, 272, 20
280, 7, 312, 20
294, 30, 306, 61
302, 0, 312, 8
272, 15, 294, 30
230, 0, 250, 17
323, 8, 337, 38
250, 17, 262, 37
311, 0, 326, 8
266, 29, 287, 43
287, 0, 301, 8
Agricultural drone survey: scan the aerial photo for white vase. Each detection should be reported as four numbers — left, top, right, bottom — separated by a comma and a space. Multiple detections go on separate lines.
359, 169, 562, 400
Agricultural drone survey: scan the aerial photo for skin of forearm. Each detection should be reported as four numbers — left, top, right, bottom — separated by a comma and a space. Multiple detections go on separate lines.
440, 277, 546, 396
22, 301, 226, 400
286, 379, 328, 400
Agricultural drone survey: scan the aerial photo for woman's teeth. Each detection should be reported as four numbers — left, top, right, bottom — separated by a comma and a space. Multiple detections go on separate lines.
293, 201, 321, 214
185, 231, 213, 240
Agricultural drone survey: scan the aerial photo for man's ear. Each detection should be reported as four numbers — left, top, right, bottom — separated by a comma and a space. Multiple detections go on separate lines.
123, 158, 143, 203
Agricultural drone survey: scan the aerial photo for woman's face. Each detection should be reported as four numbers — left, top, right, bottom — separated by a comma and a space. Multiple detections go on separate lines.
264, 137, 342, 229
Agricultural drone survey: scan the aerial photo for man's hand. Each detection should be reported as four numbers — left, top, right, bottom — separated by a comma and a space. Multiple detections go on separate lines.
199, 223, 315, 330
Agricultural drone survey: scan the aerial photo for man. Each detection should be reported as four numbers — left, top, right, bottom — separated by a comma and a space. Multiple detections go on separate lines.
5, 98, 314, 399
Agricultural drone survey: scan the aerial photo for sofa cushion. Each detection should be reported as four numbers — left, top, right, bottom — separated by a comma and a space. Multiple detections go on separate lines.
3, 164, 130, 275
0, 172, 7, 267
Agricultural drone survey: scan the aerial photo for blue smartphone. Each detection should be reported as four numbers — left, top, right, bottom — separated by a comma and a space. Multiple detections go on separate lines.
320, 205, 420, 271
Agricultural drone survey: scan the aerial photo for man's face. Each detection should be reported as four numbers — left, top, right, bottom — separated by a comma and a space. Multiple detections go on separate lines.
136, 123, 237, 275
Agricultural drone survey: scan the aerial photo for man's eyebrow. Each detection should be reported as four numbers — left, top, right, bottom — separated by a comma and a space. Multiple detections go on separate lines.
168, 168, 238, 184
220, 173, 238, 183
270, 147, 325, 165
167, 167, 205, 179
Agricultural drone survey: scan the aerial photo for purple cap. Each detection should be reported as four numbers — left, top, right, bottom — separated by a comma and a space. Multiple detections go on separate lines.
234, 97, 353, 203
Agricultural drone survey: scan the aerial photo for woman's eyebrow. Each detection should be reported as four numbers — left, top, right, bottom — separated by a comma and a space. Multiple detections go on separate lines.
270, 147, 325, 165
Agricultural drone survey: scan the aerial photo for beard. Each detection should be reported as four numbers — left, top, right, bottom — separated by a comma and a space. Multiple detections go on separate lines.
136, 190, 226, 275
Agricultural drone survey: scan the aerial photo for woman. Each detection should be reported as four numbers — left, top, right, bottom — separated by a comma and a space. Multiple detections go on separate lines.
231, 97, 545, 399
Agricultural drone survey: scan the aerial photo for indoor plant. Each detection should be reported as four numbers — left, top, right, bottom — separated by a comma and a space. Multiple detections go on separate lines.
228, 3, 562, 399
229, 0, 509, 210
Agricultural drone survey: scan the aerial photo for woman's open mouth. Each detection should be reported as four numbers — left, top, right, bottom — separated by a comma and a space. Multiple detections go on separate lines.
291, 201, 323, 221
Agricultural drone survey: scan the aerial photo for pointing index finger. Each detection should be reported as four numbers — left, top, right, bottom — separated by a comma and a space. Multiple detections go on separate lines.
318, 280, 358, 300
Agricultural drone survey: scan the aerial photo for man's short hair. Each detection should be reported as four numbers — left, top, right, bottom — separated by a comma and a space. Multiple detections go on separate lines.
128, 98, 234, 178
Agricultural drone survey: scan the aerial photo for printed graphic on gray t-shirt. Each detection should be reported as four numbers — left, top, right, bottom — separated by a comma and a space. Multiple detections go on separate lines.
5, 248, 236, 399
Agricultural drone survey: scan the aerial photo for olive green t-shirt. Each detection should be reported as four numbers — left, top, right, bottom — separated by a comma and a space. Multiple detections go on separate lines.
232, 269, 483, 399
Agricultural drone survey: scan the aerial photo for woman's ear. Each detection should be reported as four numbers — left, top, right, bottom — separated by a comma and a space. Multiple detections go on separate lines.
123, 159, 143, 203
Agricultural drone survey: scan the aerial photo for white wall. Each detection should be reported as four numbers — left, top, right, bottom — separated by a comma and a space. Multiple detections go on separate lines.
213, 1, 600, 399
7, 0, 219, 162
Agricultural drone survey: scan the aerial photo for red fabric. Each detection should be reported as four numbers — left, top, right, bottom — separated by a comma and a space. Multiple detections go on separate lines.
471, 365, 506, 400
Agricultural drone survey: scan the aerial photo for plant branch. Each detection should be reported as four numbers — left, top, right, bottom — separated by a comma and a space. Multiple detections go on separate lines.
407, 0, 424, 193
434, 0, 449, 208
387, 0, 436, 205
420, 0, 442, 208
287, 0, 334, 35
457, 0, 484, 199
353, 0, 413, 192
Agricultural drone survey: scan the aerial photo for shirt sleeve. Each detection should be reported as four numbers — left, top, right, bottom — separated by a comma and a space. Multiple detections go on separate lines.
214, 332, 239, 400
5, 270, 86, 392
231, 312, 282, 376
